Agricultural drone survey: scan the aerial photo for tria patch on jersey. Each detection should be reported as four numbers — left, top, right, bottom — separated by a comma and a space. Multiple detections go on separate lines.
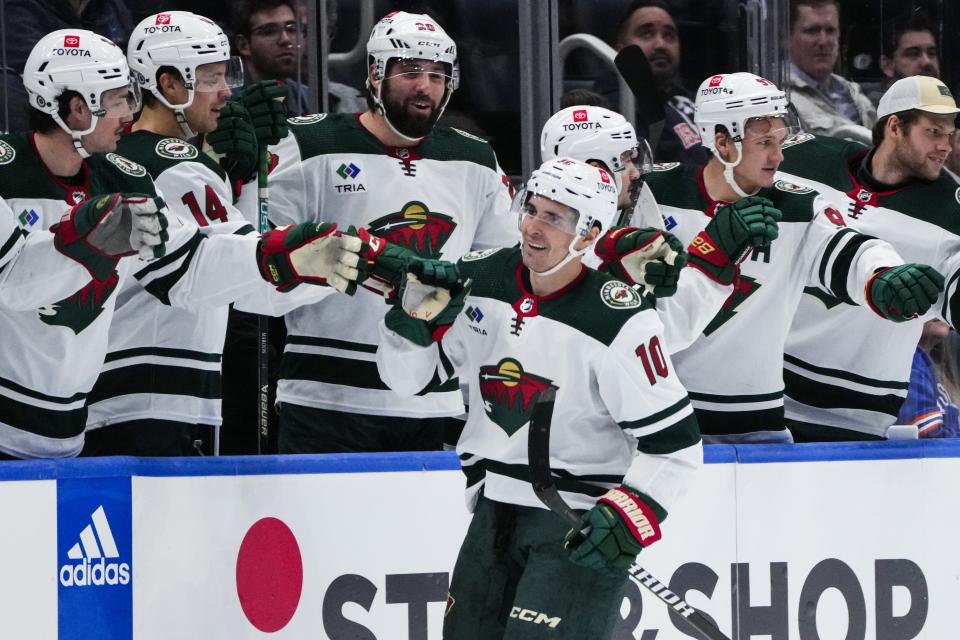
651, 162, 680, 172
478, 358, 556, 436
288, 114, 327, 125
0, 139, 15, 165
780, 132, 814, 149
600, 280, 642, 309
367, 202, 456, 258
462, 247, 502, 262
155, 138, 198, 160
105, 153, 147, 177
774, 179, 813, 195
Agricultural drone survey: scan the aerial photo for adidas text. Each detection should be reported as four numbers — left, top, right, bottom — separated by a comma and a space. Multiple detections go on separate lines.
60, 558, 130, 587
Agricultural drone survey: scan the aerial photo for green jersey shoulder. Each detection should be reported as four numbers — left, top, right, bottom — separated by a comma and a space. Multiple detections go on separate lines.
289, 112, 498, 171
459, 246, 653, 346
117, 131, 227, 182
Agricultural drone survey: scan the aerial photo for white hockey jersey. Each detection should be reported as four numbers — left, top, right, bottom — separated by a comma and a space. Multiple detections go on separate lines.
378, 247, 702, 515
0, 132, 268, 458
646, 162, 903, 440
778, 133, 960, 438
0, 192, 92, 308
85, 131, 331, 433
260, 113, 517, 418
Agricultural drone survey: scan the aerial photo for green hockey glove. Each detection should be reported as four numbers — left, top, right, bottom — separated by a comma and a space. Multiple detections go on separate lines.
343, 226, 421, 299
594, 226, 687, 297
257, 222, 362, 293
687, 195, 781, 285
235, 80, 288, 147
565, 486, 664, 574
385, 262, 471, 346
207, 100, 258, 185
53, 193, 169, 280
866, 264, 944, 322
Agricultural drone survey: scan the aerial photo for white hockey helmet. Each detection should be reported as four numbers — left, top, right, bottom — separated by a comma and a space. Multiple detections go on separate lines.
23, 29, 140, 157
540, 106, 640, 173
515, 157, 619, 275
694, 72, 799, 196
127, 11, 242, 137
366, 11, 458, 141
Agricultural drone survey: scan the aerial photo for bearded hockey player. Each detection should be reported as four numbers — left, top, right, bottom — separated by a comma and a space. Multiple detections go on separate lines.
643, 72, 942, 443
252, 11, 517, 454
376, 157, 701, 638
81, 11, 328, 456
0, 29, 362, 460
777, 75, 960, 441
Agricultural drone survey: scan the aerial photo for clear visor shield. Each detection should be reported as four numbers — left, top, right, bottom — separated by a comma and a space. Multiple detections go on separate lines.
614, 139, 654, 175
383, 59, 454, 85
739, 113, 802, 148
95, 80, 142, 119
193, 58, 245, 93
512, 188, 582, 236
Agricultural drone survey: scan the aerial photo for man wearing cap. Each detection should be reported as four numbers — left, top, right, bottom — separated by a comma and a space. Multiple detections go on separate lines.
775, 75, 960, 441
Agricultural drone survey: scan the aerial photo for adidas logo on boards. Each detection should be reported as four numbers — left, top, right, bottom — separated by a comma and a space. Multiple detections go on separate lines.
59, 505, 130, 587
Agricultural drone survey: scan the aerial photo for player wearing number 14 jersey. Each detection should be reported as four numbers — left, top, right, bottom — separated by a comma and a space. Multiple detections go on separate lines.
82, 12, 331, 455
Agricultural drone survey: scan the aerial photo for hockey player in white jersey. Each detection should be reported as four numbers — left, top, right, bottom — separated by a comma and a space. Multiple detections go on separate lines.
255, 11, 518, 454
541, 104, 791, 357
377, 157, 701, 638
643, 72, 943, 443
81, 11, 336, 456
776, 75, 960, 441
0, 29, 363, 460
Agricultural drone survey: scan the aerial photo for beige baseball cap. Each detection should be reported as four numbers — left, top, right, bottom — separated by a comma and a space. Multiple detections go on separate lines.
877, 75, 960, 119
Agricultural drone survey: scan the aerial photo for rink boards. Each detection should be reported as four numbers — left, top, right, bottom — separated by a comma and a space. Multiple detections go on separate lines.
0, 441, 957, 640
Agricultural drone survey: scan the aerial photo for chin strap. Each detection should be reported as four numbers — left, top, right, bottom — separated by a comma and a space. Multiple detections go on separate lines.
174, 109, 196, 140
53, 112, 95, 159
528, 237, 590, 277
717, 141, 757, 199
369, 75, 453, 145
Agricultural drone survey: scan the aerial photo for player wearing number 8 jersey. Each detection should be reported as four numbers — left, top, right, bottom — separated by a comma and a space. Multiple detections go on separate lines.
644, 72, 941, 443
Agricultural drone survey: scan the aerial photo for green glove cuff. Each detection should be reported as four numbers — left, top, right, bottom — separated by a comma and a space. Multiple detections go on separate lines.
384, 306, 434, 347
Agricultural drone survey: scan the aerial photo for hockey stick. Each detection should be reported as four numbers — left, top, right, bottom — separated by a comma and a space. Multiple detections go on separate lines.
256, 144, 270, 454
527, 390, 730, 640
614, 45, 665, 158
614, 46, 667, 230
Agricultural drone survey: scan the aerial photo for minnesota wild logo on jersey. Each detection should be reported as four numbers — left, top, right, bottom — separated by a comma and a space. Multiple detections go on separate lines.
367, 201, 456, 258
38, 271, 119, 334
479, 358, 556, 436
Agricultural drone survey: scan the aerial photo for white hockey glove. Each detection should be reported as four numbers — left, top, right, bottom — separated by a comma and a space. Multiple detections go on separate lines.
257, 222, 362, 293
53, 193, 169, 280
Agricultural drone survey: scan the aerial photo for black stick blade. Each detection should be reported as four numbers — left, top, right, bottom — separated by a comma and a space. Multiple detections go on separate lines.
614, 44, 664, 123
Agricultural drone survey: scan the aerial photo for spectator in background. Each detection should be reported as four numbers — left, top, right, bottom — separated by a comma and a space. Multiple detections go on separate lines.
786, 0, 876, 144
865, 11, 940, 106
231, 0, 364, 116
0, 0, 132, 133
560, 88, 610, 110
613, 0, 707, 165
897, 320, 960, 438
